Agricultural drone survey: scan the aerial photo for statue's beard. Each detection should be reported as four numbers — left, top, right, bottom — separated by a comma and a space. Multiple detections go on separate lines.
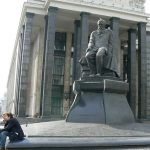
98, 25, 105, 30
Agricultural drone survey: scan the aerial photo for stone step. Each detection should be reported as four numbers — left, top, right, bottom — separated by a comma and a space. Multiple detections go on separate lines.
6, 136, 150, 150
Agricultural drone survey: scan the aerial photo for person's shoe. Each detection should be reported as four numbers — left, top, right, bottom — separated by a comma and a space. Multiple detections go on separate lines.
96, 73, 101, 76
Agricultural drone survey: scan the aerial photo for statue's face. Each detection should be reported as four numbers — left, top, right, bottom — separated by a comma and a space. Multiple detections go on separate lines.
97, 19, 106, 30
98, 23, 105, 29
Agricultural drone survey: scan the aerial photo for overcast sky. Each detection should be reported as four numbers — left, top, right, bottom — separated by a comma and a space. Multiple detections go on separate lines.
0, 0, 150, 98
0, 0, 26, 98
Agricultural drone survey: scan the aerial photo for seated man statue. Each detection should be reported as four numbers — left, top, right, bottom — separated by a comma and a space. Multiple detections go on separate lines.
82, 18, 119, 77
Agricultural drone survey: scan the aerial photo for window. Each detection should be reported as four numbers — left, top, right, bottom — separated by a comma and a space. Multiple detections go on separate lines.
54, 32, 66, 51
52, 56, 65, 85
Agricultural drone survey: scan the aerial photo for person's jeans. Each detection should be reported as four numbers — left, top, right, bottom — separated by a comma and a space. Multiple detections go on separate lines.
0, 131, 9, 148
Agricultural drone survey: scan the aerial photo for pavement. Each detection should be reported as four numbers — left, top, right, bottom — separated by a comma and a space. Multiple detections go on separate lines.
4, 119, 150, 149
1, 117, 150, 137
21, 120, 150, 137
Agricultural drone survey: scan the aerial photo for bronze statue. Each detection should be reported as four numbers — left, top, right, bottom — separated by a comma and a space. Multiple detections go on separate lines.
80, 18, 119, 77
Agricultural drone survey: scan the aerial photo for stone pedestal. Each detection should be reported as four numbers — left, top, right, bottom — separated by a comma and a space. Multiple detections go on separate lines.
66, 77, 134, 124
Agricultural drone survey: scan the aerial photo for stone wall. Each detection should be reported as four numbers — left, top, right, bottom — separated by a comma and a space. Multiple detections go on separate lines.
26, 29, 44, 117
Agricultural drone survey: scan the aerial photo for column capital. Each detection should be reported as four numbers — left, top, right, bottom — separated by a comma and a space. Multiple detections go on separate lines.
48, 6, 58, 13
74, 20, 80, 27
128, 28, 137, 33
80, 12, 90, 17
26, 12, 34, 18
137, 22, 147, 25
137, 22, 147, 27
110, 17, 120, 22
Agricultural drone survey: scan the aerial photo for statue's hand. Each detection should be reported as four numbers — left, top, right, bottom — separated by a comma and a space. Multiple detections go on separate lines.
86, 47, 91, 53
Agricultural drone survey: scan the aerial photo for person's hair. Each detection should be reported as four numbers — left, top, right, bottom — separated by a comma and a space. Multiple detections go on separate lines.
3, 112, 13, 118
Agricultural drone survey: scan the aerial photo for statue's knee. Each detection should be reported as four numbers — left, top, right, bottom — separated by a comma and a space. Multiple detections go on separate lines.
96, 52, 102, 57
96, 51, 105, 57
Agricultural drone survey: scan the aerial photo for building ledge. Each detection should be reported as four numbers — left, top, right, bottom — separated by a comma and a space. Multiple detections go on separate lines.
48, 0, 148, 23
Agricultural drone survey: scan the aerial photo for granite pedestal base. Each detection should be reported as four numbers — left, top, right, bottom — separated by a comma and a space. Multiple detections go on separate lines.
66, 78, 134, 124
6, 137, 150, 150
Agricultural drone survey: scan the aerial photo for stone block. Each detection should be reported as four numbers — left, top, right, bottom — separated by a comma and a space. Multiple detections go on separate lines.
66, 78, 134, 124
6, 137, 150, 150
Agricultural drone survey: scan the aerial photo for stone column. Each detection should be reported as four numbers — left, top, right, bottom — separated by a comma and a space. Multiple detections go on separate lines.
18, 13, 34, 117
15, 25, 25, 115
41, 7, 58, 117
146, 31, 150, 117
110, 17, 120, 75
80, 12, 89, 58
63, 32, 72, 116
128, 29, 137, 116
138, 22, 147, 119
72, 20, 81, 81
40, 15, 48, 116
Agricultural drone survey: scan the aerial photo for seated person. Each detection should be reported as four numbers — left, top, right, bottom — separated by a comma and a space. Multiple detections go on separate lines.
0, 112, 25, 150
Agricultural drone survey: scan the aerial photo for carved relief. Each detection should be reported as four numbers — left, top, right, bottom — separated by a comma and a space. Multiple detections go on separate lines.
74, 0, 145, 11
134, 0, 145, 9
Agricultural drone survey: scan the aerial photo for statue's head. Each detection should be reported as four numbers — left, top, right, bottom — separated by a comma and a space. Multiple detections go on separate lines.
97, 18, 106, 30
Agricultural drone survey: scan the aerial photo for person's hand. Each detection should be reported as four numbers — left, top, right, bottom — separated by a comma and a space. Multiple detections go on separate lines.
2, 120, 6, 124
0, 117, 4, 123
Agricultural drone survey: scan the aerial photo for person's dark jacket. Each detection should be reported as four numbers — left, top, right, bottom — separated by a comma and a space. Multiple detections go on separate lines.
1, 118, 24, 142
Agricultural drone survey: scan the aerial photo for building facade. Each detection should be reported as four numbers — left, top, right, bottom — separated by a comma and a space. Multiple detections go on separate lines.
7, 0, 150, 119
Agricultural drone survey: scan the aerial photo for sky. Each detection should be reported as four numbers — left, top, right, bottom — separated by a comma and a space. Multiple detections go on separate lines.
0, 0, 150, 99
0, 0, 26, 98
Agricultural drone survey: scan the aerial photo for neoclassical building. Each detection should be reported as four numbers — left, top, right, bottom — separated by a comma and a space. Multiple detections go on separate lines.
7, 0, 150, 119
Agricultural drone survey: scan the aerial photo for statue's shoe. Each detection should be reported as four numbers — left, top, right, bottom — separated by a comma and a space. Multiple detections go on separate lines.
89, 74, 95, 77
96, 73, 101, 76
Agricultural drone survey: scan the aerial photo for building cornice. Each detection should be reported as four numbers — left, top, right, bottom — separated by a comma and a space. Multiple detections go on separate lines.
50, 0, 149, 22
